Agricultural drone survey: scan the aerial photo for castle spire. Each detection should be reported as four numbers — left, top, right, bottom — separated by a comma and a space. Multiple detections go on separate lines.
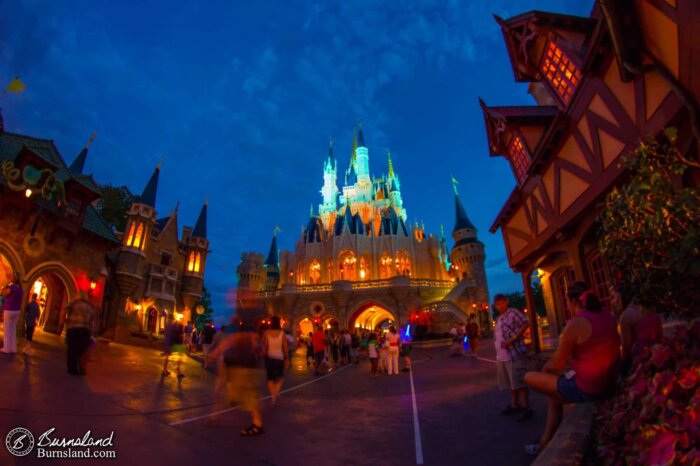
357, 120, 365, 147
387, 149, 395, 178
69, 131, 97, 174
453, 190, 476, 233
139, 161, 161, 207
265, 232, 279, 268
192, 197, 208, 238
328, 136, 334, 162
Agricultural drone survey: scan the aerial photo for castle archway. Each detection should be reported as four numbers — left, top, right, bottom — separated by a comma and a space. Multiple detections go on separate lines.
24, 262, 78, 335
348, 301, 397, 331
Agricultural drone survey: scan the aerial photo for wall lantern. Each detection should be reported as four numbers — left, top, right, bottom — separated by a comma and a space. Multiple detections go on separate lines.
25, 188, 32, 198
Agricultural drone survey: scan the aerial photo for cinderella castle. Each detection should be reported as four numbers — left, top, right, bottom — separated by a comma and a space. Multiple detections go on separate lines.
237, 125, 491, 336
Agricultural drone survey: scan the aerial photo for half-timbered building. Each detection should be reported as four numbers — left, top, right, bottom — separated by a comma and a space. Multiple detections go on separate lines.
481, 0, 699, 349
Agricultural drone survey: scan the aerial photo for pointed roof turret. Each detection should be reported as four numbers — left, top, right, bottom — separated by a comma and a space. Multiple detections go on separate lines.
453, 192, 476, 233
328, 136, 334, 163
139, 161, 161, 207
387, 150, 395, 178
265, 231, 279, 268
192, 197, 208, 238
343, 202, 355, 233
69, 131, 96, 175
357, 121, 366, 147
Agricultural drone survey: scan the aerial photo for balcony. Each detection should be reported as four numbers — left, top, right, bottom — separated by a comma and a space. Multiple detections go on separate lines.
258, 277, 455, 297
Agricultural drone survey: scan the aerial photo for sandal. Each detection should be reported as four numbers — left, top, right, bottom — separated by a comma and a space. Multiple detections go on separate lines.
524, 442, 543, 456
240, 424, 265, 436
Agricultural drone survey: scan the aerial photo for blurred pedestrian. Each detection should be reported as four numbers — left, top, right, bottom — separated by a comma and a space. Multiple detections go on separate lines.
24, 292, 41, 356
201, 320, 216, 368
184, 321, 193, 354
312, 325, 326, 375
263, 316, 289, 405
163, 319, 186, 379
368, 333, 379, 377
386, 326, 400, 375
1, 272, 23, 354
64, 296, 95, 375
400, 328, 412, 372
209, 318, 265, 436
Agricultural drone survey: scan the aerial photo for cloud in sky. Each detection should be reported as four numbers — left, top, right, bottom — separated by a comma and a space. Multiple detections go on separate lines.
1, 0, 591, 320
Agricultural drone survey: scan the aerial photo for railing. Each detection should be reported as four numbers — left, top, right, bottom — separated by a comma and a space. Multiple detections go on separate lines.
256, 277, 456, 297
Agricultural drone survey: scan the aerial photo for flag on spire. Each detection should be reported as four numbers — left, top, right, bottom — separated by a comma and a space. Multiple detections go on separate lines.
5, 76, 26, 94
451, 176, 459, 195
274, 226, 281, 235
387, 150, 395, 178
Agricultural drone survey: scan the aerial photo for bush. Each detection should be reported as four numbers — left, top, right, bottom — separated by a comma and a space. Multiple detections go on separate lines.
594, 324, 700, 465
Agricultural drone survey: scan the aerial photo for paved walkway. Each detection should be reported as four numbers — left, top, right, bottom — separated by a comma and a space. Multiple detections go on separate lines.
0, 329, 547, 465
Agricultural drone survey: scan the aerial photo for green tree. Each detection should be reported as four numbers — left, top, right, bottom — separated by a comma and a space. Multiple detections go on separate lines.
193, 286, 214, 329
599, 129, 700, 317
96, 184, 135, 232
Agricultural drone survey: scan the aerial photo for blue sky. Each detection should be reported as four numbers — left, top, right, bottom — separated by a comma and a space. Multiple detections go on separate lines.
1, 0, 591, 321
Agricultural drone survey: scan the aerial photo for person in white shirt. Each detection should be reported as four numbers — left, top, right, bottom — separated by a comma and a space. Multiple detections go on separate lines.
386, 326, 401, 375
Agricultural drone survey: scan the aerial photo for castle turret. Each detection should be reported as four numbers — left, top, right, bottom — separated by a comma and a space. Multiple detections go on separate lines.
386, 150, 406, 220
181, 198, 209, 319
115, 163, 160, 297
319, 137, 338, 230
263, 232, 280, 291
449, 182, 489, 305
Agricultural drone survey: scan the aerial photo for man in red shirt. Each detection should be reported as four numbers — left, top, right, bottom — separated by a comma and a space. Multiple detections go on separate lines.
311, 325, 326, 375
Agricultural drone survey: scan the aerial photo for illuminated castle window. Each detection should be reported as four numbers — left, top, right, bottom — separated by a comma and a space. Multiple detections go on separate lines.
507, 136, 531, 184
396, 250, 410, 276
338, 250, 356, 281
540, 41, 581, 104
359, 256, 370, 280
379, 253, 392, 279
132, 222, 145, 249
187, 251, 201, 273
125, 222, 136, 246
309, 259, 321, 284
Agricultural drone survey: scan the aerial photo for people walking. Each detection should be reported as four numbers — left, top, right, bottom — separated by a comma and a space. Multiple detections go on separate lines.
386, 326, 400, 375
163, 319, 186, 379
64, 296, 95, 375
400, 328, 412, 372
493, 293, 533, 422
201, 320, 216, 368
1, 272, 23, 354
368, 333, 379, 377
24, 292, 41, 356
312, 325, 326, 375
263, 316, 289, 405
184, 321, 193, 354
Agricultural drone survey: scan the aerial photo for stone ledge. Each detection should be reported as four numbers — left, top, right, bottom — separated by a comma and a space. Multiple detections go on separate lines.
532, 402, 596, 466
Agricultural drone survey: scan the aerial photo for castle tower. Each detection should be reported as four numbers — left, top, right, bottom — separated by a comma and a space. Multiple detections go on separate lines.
115, 163, 160, 297
450, 183, 489, 306
319, 137, 338, 230
386, 150, 406, 220
181, 199, 209, 320
354, 124, 372, 203
68, 132, 96, 174
263, 232, 280, 291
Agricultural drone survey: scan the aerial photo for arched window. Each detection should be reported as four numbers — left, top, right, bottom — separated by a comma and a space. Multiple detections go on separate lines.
359, 256, 370, 280
133, 222, 145, 249
309, 259, 321, 284
125, 222, 136, 247
338, 250, 357, 281
379, 253, 392, 279
187, 251, 196, 272
396, 250, 411, 276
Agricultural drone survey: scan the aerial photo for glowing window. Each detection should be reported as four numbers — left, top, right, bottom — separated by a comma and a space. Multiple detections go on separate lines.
132, 223, 144, 249
359, 256, 370, 280
540, 41, 581, 104
194, 252, 201, 273
507, 136, 531, 184
125, 222, 136, 246
309, 259, 321, 284
396, 251, 410, 276
338, 250, 357, 281
379, 253, 392, 279
187, 252, 196, 272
